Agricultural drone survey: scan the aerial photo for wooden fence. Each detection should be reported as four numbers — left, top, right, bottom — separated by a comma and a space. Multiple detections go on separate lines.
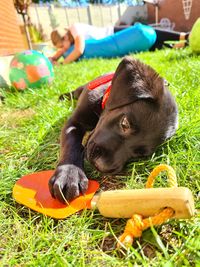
24, 3, 147, 41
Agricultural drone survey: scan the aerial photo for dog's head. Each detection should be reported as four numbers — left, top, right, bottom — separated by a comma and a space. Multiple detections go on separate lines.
86, 57, 178, 174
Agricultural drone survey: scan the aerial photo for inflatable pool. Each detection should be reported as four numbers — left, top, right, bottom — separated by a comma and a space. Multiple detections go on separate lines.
63, 23, 156, 59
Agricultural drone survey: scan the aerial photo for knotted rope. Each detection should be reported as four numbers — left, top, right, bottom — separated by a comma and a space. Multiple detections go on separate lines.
117, 164, 177, 248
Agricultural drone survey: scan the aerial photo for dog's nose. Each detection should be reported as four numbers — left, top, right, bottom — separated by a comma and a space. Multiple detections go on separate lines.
87, 141, 102, 161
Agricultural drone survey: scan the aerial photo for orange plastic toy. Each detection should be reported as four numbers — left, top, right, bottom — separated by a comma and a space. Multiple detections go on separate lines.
13, 170, 99, 219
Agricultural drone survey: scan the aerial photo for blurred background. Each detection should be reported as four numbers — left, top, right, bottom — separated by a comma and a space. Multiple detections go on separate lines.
0, 0, 199, 87
0, 0, 199, 56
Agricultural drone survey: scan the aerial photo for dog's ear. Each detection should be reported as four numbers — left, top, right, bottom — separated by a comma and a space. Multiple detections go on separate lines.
105, 57, 164, 110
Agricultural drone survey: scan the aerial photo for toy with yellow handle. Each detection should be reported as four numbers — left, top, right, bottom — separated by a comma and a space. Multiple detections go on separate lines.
13, 164, 195, 248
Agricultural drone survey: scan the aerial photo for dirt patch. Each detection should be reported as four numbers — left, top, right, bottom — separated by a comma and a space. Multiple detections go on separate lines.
0, 108, 36, 127
100, 175, 126, 191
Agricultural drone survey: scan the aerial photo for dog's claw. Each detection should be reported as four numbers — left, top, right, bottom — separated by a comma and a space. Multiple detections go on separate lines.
49, 164, 88, 203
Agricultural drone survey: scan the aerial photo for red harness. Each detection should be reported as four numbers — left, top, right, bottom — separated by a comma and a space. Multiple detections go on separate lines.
87, 73, 114, 109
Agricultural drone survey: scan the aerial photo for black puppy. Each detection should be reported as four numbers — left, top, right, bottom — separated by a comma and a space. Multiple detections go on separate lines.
49, 57, 178, 203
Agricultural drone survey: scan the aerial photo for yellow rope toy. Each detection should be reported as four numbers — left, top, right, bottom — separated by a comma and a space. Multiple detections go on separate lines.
117, 164, 193, 248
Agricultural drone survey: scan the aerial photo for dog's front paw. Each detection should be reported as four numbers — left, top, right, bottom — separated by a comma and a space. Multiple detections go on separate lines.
49, 164, 88, 203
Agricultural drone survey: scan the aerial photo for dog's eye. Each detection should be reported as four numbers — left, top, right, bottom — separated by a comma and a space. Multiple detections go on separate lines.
120, 116, 130, 133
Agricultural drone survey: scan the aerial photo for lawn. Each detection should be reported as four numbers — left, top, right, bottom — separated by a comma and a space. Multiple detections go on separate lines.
0, 48, 200, 266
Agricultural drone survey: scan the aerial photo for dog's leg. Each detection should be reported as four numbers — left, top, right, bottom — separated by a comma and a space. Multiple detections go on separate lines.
49, 85, 101, 203
49, 117, 88, 203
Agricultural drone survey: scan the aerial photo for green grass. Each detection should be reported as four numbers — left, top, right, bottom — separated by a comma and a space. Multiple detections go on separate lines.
0, 48, 200, 266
